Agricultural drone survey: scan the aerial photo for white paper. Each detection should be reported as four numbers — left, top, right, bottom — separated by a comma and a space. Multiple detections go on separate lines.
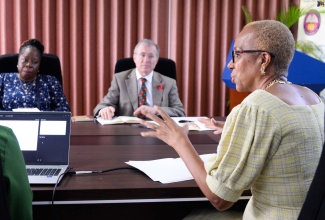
170, 116, 216, 131
96, 116, 142, 125
12, 108, 40, 112
126, 153, 216, 184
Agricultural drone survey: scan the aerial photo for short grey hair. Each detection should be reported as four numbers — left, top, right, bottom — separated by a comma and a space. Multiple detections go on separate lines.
134, 39, 160, 57
244, 20, 295, 77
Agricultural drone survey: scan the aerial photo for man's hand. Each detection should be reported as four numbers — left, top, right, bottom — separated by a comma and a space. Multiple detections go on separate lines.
99, 106, 115, 120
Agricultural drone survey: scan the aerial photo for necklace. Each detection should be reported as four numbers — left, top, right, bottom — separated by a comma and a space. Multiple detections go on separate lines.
19, 78, 36, 94
264, 78, 291, 90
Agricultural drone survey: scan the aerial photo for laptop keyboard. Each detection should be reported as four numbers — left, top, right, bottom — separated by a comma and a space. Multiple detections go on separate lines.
27, 168, 62, 176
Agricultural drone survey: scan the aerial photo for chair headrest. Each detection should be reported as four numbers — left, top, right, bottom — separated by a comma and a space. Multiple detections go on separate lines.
114, 57, 177, 81
0, 53, 63, 85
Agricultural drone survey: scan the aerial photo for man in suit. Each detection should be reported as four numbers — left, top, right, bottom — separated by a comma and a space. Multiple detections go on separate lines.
93, 39, 185, 119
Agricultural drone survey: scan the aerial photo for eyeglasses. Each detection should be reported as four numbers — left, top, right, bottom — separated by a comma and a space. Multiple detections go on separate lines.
135, 53, 157, 60
232, 49, 275, 63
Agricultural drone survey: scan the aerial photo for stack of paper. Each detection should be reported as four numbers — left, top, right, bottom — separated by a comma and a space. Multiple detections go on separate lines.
72, 115, 94, 122
125, 153, 216, 184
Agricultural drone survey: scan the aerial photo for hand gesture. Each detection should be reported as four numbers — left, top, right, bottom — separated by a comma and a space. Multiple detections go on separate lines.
133, 105, 157, 119
138, 105, 190, 150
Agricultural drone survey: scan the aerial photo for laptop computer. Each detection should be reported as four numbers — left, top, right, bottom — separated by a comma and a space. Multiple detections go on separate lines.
0, 111, 71, 184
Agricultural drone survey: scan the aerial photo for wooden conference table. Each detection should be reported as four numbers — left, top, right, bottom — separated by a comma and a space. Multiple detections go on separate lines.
32, 119, 250, 220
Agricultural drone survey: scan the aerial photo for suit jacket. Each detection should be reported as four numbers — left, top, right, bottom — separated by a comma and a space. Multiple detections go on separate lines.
93, 69, 185, 117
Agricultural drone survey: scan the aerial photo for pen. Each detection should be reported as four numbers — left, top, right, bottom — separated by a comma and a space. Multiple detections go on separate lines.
178, 120, 194, 123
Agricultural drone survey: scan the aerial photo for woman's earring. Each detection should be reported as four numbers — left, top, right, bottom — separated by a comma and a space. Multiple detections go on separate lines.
261, 68, 266, 76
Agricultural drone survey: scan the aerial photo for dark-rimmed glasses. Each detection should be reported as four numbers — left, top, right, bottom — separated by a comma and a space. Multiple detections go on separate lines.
232, 50, 275, 63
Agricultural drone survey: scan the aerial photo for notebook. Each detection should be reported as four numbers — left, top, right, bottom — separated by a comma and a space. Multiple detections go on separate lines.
0, 111, 71, 184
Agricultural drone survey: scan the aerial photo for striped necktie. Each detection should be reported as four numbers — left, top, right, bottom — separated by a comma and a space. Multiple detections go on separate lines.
138, 78, 147, 106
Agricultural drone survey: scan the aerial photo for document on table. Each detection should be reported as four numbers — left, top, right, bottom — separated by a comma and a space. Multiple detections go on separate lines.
125, 153, 216, 184
12, 108, 40, 112
96, 116, 142, 125
72, 115, 94, 122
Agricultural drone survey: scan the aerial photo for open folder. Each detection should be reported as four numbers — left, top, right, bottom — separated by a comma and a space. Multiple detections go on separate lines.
96, 116, 142, 125
126, 153, 216, 184
97, 116, 216, 131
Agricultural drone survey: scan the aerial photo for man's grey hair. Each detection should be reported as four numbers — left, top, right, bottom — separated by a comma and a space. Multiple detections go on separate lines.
134, 39, 160, 57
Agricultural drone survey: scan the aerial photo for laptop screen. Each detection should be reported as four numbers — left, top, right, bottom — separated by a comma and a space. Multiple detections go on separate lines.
0, 112, 71, 165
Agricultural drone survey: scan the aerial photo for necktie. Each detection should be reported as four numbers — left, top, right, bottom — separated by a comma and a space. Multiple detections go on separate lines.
138, 78, 147, 106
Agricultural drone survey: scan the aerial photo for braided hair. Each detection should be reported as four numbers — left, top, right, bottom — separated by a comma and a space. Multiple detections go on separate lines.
19, 39, 44, 57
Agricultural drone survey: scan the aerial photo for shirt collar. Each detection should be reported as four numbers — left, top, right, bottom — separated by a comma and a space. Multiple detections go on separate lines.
135, 70, 153, 84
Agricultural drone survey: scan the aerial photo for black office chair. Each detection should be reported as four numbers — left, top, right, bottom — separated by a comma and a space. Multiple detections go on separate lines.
0, 53, 63, 86
0, 157, 10, 220
114, 57, 177, 81
297, 143, 325, 220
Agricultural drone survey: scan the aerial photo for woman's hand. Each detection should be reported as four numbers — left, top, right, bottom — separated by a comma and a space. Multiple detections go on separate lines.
197, 118, 224, 135
133, 105, 157, 119
139, 106, 233, 210
139, 106, 190, 150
